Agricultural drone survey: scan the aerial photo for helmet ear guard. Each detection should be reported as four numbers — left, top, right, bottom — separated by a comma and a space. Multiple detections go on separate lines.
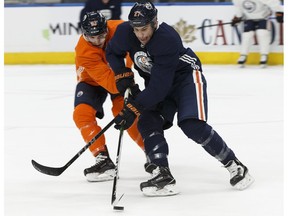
81, 11, 107, 37
128, 1, 158, 27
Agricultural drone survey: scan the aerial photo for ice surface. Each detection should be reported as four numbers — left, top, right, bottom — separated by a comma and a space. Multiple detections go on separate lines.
4, 64, 285, 216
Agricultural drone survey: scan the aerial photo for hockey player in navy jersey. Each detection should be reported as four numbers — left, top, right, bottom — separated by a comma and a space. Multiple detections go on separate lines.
106, 0, 254, 196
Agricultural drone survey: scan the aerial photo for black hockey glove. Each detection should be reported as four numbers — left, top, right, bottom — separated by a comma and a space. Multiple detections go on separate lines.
114, 98, 143, 130
115, 68, 135, 96
231, 16, 242, 26
276, 12, 283, 23
129, 83, 141, 98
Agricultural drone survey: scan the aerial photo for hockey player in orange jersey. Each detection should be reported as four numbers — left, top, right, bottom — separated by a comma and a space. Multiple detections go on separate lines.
73, 11, 145, 182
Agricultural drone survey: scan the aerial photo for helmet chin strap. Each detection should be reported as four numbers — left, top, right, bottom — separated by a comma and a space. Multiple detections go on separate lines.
151, 17, 158, 31
83, 34, 89, 42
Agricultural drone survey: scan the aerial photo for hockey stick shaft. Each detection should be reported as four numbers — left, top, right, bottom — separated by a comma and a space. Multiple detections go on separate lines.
197, 21, 236, 29
197, 17, 276, 29
111, 88, 131, 206
111, 127, 124, 205
31, 118, 115, 176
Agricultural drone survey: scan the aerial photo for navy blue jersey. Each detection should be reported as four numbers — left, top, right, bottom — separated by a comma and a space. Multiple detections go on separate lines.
106, 21, 203, 110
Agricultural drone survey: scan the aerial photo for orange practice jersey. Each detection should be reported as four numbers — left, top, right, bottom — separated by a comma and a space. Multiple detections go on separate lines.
75, 19, 132, 94
73, 20, 144, 153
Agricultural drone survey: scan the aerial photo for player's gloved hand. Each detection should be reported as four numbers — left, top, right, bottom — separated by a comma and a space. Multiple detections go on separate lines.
130, 83, 141, 98
114, 99, 142, 130
276, 12, 283, 23
115, 68, 135, 96
231, 16, 242, 26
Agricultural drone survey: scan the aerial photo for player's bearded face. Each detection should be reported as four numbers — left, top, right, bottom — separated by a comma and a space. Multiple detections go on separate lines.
85, 32, 107, 48
133, 24, 155, 46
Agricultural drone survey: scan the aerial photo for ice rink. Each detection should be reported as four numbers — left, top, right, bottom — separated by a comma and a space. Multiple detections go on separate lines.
4, 64, 285, 216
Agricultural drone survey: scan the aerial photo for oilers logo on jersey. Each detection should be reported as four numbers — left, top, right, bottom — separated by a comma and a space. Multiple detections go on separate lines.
76, 91, 84, 97
134, 51, 153, 74
243, 1, 257, 13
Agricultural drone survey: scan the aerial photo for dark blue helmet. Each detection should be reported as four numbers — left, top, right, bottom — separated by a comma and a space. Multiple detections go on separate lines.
81, 11, 107, 36
128, 1, 158, 27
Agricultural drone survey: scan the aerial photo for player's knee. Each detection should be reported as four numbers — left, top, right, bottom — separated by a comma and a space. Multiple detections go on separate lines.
179, 118, 212, 144
73, 104, 96, 128
138, 111, 164, 139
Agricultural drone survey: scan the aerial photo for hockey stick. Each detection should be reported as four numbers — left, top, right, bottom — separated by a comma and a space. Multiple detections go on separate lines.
111, 88, 131, 211
197, 16, 277, 29
111, 126, 125, 210
31, 118, 115, 176
197, 21, 237, 29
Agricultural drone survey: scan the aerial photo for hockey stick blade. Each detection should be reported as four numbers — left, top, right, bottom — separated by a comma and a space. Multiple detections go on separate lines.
31, 118, 115, 176
31, 160, 65, 176
112, 193, 125, 211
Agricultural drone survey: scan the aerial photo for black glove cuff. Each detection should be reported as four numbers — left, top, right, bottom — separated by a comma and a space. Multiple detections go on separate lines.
276, 12, 284, 23
130, 84, 141, 98
125, 98, 144, 117
115, 71, 134, 82
231, 16, 242, 26
115, 67, 133, 75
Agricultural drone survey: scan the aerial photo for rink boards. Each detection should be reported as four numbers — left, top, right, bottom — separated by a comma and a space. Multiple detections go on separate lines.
4, 3, 284, 65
